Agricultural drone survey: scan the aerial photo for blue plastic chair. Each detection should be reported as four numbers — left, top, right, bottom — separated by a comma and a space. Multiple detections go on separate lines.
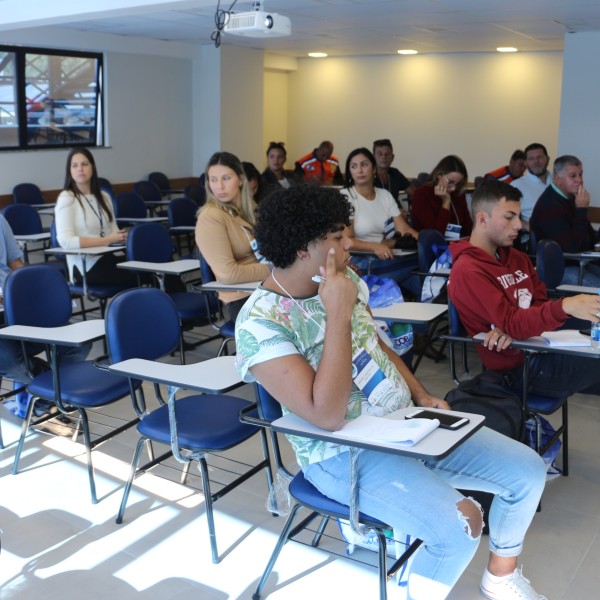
126, 222, 211, 359
240, 384, 423, 600
105, 287, 271, 563
114, 192, 147, 226
4, 265, 138, 503
199, 254, 236, 356
12, 182, 45, 206
2, 203, 46, 263
167, 197, 198, 256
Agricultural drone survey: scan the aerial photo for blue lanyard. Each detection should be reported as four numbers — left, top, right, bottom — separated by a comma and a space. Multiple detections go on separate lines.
83, 195, 105, 236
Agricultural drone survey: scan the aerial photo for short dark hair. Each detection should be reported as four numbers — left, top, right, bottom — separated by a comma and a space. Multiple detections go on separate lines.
553, 155, 582, 176
471, 180, 522, 219
373, 138, 393, 152
510, 149, 525, 161
524, 143, 548, 157
255, 184, 353, 268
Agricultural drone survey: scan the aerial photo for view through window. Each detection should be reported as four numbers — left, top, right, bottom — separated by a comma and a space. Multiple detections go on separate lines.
0, 46, 103, 150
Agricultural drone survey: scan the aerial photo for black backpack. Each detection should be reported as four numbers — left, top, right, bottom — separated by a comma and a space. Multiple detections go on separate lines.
444, 370, 525, 441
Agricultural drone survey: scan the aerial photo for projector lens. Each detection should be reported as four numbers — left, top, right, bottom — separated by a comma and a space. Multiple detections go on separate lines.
264, 15, 273, 28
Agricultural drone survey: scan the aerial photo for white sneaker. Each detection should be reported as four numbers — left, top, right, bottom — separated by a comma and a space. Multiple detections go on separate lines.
480, 566, 547, 600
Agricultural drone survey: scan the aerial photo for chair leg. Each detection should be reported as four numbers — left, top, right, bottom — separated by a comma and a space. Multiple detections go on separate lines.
12, 395, 40, 475
311, 515, 330, 547
77, 408, 98, 504
197, 456, 220, 564
375, 528, 388, 600
180, 460, 191, 485
252, 503, 304, 600
116, 437, 147, 524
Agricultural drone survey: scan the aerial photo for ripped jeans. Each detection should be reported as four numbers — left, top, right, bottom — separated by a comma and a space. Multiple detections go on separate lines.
302, 426, 546, 600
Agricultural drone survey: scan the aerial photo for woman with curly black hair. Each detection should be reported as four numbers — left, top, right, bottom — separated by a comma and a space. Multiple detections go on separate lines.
235, 183, 547, 600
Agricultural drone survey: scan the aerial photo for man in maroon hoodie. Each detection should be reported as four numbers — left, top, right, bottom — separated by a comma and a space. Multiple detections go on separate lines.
448, 180, 600, 398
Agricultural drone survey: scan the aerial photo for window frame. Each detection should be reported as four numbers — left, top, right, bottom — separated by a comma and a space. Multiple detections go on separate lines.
0, 44, 104, 151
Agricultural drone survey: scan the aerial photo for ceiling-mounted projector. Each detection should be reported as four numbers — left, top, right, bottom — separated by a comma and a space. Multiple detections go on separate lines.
224, 10, 291, 37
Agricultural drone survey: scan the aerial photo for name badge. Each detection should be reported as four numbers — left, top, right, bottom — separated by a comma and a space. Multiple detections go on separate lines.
352, 347, 397, 407
445, 223, 462, 240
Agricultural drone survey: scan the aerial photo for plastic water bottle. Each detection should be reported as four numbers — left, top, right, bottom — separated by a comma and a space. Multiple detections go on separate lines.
591, 321, 600, 351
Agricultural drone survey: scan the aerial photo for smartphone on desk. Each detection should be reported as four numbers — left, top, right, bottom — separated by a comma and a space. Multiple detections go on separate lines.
405, 409, 469, 430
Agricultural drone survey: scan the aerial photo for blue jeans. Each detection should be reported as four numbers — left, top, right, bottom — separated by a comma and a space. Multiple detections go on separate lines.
303, 426, 546, 599
0, 339, 92, 386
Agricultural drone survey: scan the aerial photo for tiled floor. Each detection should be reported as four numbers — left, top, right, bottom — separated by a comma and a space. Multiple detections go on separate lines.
1, 323, 600, 599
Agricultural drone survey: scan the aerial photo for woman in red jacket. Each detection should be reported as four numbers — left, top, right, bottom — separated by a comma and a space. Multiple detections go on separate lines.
411, 155, 472, 238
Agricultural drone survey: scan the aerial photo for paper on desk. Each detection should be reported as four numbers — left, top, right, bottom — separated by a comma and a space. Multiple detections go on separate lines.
335, 414, 439, 446
540, 330, 590, 347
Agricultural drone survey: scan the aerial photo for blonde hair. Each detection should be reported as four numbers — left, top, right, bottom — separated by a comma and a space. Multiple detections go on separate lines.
200, 151, 257, 225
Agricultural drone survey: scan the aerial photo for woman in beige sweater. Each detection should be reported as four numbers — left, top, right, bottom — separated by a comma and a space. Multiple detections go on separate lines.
196, 151, 270, 321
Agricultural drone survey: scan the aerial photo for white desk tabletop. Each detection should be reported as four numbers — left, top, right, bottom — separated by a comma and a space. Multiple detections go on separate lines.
473, 331, 600, 358
45, 245, 125, 256
371, 302, 448, 325
557, 284, 599, 294
107, 356, 242, 394
273, 407, 485, 459
15, 232, 51, 242
351, 249, 417, 258
118, 259, 199, 275
117, 217, 168, 223
564, 251, 600, 259
0, 319, 105, 345
169, 225, 195, 232
197, 280, 262, 293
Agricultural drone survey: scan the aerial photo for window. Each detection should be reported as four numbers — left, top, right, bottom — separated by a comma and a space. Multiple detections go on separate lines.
0, 46, 103, 150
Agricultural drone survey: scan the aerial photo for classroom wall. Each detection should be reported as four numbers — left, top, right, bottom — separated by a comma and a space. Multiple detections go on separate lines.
0, 27, 568, 200
285, 52, 564, 181
558, 31, 600, 203
0, 27, 196, 195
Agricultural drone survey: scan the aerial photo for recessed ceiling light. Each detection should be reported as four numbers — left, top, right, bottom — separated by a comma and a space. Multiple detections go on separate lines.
308, 52, 328, 58
397, 49, 418, 55
497, 47, 518, 53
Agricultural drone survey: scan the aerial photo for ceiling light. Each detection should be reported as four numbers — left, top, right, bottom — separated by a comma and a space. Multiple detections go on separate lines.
497, 47, 518, 53
308, 52, 328, 58
397, 49, 418, 55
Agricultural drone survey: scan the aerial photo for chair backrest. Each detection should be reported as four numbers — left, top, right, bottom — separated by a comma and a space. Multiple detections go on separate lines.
98, 177, 115, 200
115, 192, 147, 219
447, 299, 466, 337
184, 182, 206, 207
5, 265, 72, 327
1, 203, 42, 235
106, 287, 181, 363
199, 253, 215, 284
255, 383, 284, 422
536, 239, 564, 290
168, 197, 198, 227
12, 183, 44, 205
127, 222, 174, 263
418, 228, 447, 272
528, 229, 538, 255
133, 180, 162, 204
148, 171, 170, 192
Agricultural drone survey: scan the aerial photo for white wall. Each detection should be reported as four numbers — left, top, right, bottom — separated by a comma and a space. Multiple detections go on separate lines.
558, 31, 600, 203
286, 52, 564, 180
262, 69, 289, 172
0, 27, 196, 195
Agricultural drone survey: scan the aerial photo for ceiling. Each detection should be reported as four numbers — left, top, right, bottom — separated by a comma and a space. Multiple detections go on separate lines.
2, 0, 600, 57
